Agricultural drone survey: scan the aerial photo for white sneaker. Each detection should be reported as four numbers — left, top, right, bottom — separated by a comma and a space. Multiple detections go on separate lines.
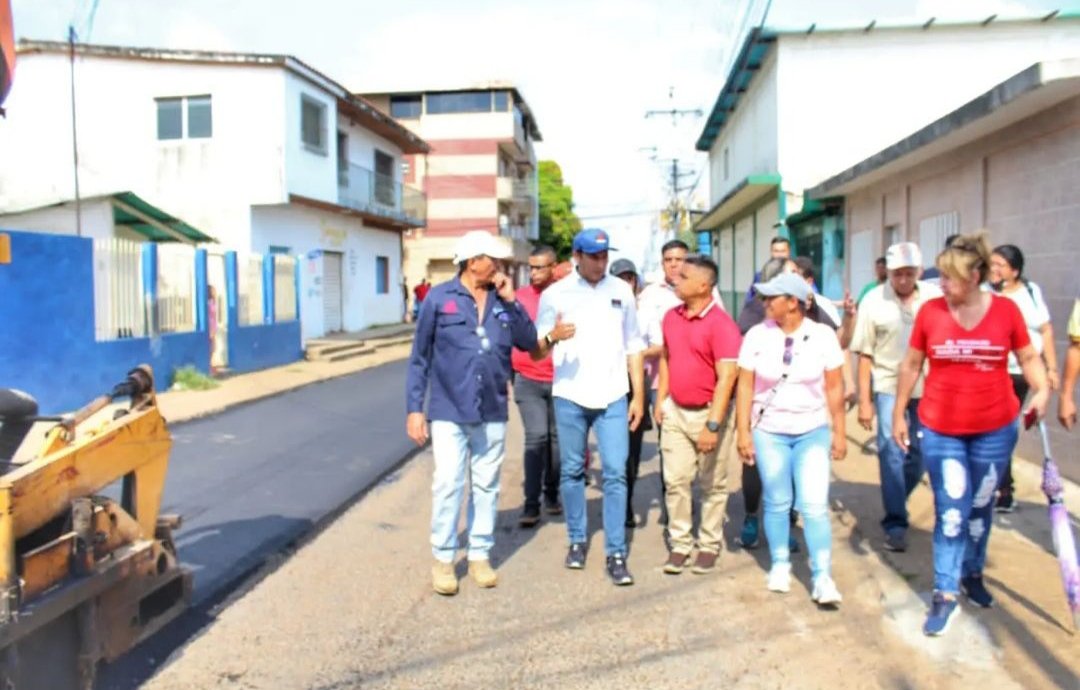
812, 576, 842, 606
766, 563, 791, 593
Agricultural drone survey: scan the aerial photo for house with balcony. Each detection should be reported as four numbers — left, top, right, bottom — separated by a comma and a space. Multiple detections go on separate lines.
362, 84, 542, 287
0, 40, 430, 339
693, 13, 1079, 315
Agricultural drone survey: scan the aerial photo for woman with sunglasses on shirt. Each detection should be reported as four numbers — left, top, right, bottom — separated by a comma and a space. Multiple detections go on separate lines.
736, 272, 847, 606
988, 244, 1059, 512
892, 233, 1049, 636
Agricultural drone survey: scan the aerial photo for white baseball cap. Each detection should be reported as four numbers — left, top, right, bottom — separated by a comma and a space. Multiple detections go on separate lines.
453, 230, 513, 264
886, 242, 922, 270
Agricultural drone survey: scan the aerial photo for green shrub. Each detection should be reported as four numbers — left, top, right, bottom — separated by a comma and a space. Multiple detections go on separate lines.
171, 366, 219, 391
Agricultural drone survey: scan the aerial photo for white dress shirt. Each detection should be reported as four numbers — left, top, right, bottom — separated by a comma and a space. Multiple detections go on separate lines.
536, 271, 646, 409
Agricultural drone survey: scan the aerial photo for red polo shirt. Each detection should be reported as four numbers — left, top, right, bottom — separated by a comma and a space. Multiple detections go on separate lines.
662, 300, 742, 408
511, 284, 553, 383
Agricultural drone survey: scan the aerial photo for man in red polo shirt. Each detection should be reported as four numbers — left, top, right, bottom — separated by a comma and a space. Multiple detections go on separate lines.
512, 245, 569, 526
655, 254, 742, 575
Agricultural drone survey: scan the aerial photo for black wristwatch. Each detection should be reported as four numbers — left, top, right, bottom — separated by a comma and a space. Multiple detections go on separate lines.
705, 420, 721, 433
544, 333, 555, 347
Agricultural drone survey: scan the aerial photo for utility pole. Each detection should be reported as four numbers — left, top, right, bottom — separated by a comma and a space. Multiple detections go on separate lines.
68, 25, 82, 237
645, 87, 704, 237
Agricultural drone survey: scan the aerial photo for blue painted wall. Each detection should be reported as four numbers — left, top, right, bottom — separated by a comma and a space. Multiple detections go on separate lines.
0, 231, 302, 414
0, 231, 210, 413
228, 322, 303, 373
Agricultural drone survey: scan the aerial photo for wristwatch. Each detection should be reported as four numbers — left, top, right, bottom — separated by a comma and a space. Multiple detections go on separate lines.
544, 333, 555, 347
705, 420, 721, 433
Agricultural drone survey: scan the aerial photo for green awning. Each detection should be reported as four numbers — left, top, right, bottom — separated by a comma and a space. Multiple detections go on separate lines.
111, 191, 216, 243
693, 174, 781, 231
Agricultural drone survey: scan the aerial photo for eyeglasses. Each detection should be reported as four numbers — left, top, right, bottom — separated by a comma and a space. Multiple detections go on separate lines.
783, 336, 794, 366
476, 325, 491, 352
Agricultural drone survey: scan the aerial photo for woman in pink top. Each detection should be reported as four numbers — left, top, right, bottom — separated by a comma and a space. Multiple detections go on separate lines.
736, 272, 847, 606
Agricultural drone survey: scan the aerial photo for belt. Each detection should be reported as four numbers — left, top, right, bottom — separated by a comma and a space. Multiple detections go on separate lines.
673, 401, 710, 411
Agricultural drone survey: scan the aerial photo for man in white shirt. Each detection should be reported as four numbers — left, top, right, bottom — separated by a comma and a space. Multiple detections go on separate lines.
852, 242, 941, 552
534, 228, 646, 586
635, 239, 689, 527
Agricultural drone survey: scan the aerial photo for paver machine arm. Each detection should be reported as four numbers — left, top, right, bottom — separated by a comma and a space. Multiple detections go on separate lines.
0, 365, 191, 689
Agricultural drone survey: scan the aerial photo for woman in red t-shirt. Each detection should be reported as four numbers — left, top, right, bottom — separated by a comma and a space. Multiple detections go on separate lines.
892, 234, 1049, 637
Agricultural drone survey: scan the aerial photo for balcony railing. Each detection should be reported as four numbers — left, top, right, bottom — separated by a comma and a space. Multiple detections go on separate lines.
503, 225, 527, 242
512, 177, 536, 200
338, 162, 426, 226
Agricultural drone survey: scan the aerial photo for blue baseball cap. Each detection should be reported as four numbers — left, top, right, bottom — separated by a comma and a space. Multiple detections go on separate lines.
753, 272, 812, 304
572, 228, 615, 254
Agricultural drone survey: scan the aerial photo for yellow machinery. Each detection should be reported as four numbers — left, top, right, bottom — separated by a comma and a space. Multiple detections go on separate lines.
0, 366, 190, 689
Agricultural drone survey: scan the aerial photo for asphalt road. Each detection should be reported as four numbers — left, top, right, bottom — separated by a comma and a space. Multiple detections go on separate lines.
97, 359, 416, 690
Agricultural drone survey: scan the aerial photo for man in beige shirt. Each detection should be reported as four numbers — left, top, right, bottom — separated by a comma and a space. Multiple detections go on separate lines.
852, 242, 941, 552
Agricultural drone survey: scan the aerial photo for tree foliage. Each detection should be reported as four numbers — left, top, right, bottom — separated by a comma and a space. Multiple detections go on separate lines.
537, 160, 582, 259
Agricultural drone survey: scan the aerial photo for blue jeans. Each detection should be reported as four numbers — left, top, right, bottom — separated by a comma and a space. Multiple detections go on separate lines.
875, 393, 925, 537
554, 396, 629, 556
922, 421, 1017, 593
753, 425, 833, 581
429, 421, 506, 563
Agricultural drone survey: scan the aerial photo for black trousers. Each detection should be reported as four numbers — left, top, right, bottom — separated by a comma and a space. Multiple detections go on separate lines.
626, 390, 654, 522
514, 375, 560, 509
999, 374, 1030, 495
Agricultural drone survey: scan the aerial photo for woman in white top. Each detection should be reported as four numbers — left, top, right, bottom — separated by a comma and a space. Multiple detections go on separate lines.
989, 244, 1059, 511
735, 272, 847, 606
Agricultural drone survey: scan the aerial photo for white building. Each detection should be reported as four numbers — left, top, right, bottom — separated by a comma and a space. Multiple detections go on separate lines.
694, 14, 1080, 312
0, 41, 431, 339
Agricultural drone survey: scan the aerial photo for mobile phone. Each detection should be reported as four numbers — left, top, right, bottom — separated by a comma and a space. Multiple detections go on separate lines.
1023, 407, 1038, 430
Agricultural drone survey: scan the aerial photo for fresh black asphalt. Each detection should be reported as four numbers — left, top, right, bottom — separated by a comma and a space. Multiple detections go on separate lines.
98, 358, 416, 689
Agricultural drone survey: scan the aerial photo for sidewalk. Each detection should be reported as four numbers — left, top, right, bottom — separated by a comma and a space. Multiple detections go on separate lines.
141, 407, 1080, 690
158, 330, 415, 424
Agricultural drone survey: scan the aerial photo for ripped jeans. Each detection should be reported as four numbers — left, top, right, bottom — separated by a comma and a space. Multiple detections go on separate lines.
921, 421, 1018, 594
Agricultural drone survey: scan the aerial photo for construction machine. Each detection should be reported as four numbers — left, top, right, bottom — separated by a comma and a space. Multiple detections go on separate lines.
0, 365, 191, 689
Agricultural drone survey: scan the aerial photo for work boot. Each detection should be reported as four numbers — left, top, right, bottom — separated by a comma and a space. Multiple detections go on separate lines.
468, 560, 498, 589
432, 561, 458, 596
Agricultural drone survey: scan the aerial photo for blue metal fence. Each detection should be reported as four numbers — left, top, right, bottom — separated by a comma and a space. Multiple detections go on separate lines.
0, 230, 301, 413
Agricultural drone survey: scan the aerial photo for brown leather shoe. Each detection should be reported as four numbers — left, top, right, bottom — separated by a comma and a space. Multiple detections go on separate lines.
691, 551, 718, 575
663, 551, 690, 575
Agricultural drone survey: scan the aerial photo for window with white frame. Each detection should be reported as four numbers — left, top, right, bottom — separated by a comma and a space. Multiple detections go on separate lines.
301, 94, 328, 154
156, 95, 212, 140
918, 212, 960, 267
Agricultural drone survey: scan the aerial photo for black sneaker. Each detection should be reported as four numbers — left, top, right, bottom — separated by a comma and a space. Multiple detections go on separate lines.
544, 498, 563, 516
883, 532, 908, 552
606, 554, 634, 586
565, 543, 587, 570
518, 506, 541, 528
995, 491, 1016, 513
961, 575, 994, 608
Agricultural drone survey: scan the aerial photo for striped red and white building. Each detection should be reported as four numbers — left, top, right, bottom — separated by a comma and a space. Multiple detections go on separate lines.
362, 84, 542, 287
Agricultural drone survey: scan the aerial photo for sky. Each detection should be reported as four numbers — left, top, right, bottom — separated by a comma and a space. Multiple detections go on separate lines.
8, 0, 1066, 270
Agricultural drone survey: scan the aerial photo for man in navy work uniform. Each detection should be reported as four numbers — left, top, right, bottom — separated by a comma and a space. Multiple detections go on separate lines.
533, 228, 646, 586
405, 230, 538, 596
